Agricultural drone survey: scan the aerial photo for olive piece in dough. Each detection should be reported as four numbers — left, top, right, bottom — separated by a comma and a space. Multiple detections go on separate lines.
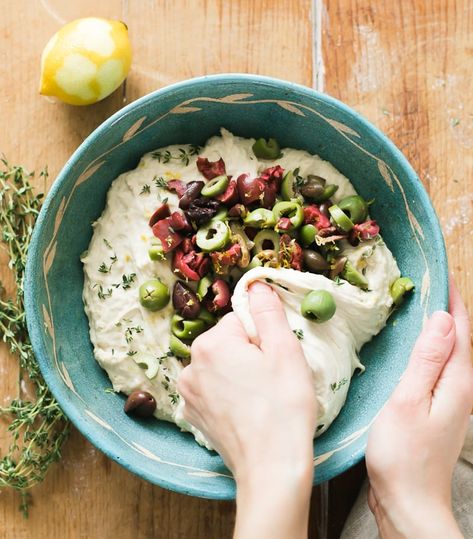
301, 290, 336, 323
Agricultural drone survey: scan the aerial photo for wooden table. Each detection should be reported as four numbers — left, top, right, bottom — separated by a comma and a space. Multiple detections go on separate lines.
0, 1, 471, 537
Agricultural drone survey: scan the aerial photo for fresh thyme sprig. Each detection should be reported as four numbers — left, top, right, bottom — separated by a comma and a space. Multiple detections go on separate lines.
151, 145, 200, 166
0, 159, 69, 516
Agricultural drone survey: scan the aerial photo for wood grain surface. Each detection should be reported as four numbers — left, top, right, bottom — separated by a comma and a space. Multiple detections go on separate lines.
0, 1, 471, 538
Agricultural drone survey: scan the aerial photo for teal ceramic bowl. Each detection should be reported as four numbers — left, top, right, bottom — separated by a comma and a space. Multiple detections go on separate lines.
25, 74, 447, 498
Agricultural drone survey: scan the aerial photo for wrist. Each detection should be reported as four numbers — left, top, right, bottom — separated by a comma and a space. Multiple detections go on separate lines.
372, 497, 462, 539
235, 461, 313, 539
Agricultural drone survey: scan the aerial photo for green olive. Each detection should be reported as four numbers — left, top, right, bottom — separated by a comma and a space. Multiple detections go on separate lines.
273, 201, 304, 230
338, 195, 368, 224
196, 275, 213, 300
197, 308, 217, 327
301, 290, 336, 322
139, 279, 170, 311
171, 314, 206, 341
299, 224, 317, 247
212, 207, 229, 221
341, 261, 368, 289
148, 240, 166, 261
196, 220, 230, 252
390, 277, 415, 306
201, 175, 229, 197
253, 229, 280, 253
312, 184, 339, 202
246, 255, 263, 271
169, 334, 191, 359
281, 170, 303, 202
328, 204, 354, 232
252, 137, 281, 159
244, 208, 277, 229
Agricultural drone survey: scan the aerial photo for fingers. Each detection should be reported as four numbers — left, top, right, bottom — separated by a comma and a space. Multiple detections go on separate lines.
436, 278, 473, 408
191, 312, 250, 356
395, 311, 456, 403
248, 281, 299, 358
447, 277, 472, 368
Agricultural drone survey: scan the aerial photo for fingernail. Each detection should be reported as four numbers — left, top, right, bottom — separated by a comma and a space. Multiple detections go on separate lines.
249, 281, 270, 294
427, 311, 454, 337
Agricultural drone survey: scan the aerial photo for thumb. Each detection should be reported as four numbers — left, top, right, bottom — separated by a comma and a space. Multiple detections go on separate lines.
397, 311, 455, 401
248, 281, 298, 358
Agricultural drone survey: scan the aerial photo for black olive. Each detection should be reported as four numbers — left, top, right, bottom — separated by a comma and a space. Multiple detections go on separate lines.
302, 249, 329, 273
124, 391, 156, 417
179, 181, 205, 210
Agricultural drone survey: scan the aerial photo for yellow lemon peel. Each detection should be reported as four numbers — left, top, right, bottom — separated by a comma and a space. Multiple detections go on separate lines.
39, 17, 132, 106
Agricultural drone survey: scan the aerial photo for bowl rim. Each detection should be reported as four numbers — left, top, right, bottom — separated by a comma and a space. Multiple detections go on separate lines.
24, 73, 448, 496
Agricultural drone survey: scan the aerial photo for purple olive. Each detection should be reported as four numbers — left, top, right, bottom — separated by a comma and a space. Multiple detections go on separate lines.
124, 391, 156, 417
172, 281, 201, 319
204, 279, 231, 312
179, 181, 205, 210
237, 174, 265, 205
185, 197, 220, 225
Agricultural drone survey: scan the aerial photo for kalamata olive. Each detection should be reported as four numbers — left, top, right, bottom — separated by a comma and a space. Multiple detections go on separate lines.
237, 173, 265, 205
318, 200, 333, 218
302, 249, 329, 273
124, 391, 156, 417
172, 281, 201, 319
179, 181, 205, 210
300, 179, 325, 200
148, 203, 171, 227
204, 279, 231, 312
185, 197, 220, 225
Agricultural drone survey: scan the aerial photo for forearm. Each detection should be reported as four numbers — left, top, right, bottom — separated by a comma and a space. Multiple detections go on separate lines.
234, 462, 313, 539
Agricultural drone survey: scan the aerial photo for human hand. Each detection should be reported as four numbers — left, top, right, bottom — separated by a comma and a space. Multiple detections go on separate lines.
366, 279, 473, 539
177, 281, 317, 539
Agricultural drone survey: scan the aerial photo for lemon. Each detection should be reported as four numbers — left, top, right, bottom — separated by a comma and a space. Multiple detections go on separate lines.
39, 17, 132, 106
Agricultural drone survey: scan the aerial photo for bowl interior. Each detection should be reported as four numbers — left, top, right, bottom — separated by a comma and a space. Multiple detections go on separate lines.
25, 75, 447, 498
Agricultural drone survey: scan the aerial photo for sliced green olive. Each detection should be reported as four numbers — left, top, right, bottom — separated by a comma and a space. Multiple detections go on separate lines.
312, 184, 339, 202
139, 279, 170, 311
244, 208, 277, 229
169, 334, 191, 359
133, 354, 160, 379
273, 201, 304, 230
329, 204, 354, 232
197, 275, 213, 301
246, 255, 263, 271
301, 290, 336, 322
197, 307, 217, 327
299, 224, 317, 247
196, 220, 230, 252
171, 314, 206, 341
390, 277, 415, 306
201, 175, 229, 197
212, 207, 229, 221
341, 261, 368, 289
338, 195, 368, 224
253, 229, 280, 253
281, 170, 303, 202
252, 137, 281, 159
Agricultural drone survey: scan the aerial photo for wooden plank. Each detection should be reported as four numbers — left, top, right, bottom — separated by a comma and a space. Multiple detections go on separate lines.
322, 1, 472, 536
323, 0, 473, 312
0, 0, 313, 537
